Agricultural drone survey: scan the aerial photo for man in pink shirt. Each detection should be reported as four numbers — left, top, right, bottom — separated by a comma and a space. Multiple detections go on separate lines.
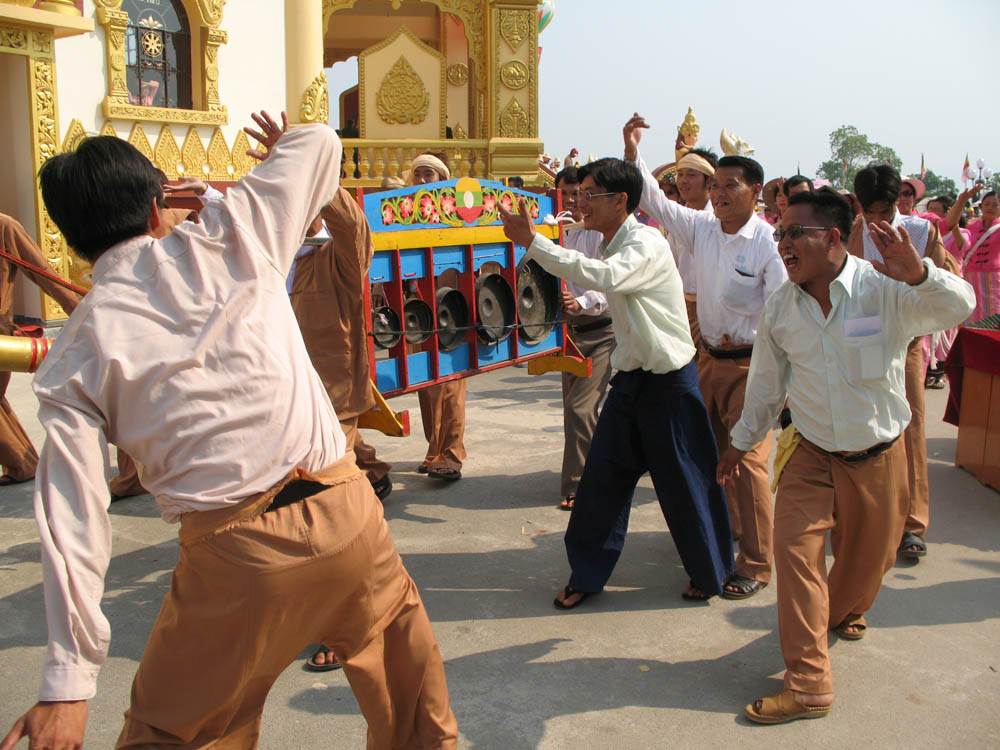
1, 112, 456, 750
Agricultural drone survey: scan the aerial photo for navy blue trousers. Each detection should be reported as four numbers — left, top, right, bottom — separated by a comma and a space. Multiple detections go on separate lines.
565, 361, 734, 596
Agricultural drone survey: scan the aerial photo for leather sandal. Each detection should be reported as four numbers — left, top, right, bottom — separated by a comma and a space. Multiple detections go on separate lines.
559, 494, 575, 511
745, 689, 831, 724
553, 584, 592, 610
899, 531, 926, 561
832, 614, 867, 640
721, 574, 768, 600
304, 645, 342, 672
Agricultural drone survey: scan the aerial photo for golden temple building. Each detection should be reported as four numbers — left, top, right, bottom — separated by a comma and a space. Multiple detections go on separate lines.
0, 0, 546, 322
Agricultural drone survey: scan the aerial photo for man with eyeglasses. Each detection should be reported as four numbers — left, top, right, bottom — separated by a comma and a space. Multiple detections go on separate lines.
553, 166, 616, 511
848, 164, 950, 564
499, 158, 733, 609
718, 190, 973, 723
624, 113, 786, 602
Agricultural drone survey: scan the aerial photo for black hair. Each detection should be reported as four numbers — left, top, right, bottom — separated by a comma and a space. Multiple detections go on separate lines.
853, 163, 901, 209
787, 190, 853, 242
507, 176, 525, 188
38, 135, 163, 264
717, 155, 764, 187
684, 147, 719, 170
782, 175, 814, 196
554, 165, 580, 188
928, 194, 954, 212
982, 190, 998, 203
577, 157, 643, 213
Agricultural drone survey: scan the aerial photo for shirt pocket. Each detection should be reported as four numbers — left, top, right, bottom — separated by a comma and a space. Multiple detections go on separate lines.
721, 270, 763, 314
843, 332, 885, 383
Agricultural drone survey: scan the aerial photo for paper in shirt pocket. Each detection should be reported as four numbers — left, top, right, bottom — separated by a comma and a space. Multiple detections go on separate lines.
844, 315, 882, 337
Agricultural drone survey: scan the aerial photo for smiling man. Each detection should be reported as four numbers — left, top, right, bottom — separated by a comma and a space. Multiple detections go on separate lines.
499, 158, 733, 609
624, 113, 786, 602
718, 190, 974, 724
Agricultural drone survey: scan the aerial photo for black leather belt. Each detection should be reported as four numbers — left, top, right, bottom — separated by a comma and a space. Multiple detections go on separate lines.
706, 345, 754, 359
568, 317, 612, 334
264, 478, 328, 513
828, 434, 900, 463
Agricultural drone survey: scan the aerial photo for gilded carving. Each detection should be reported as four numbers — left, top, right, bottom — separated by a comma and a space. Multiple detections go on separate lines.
299, 72, 330, 124
206, 128, 231, 180
230, 130, 255, 178
0, 26, 28, 51
376, 56, 429, 126
32, 60, 58, 163
447, 62, 468, 86
454, 123, 467, 139
100, 121, 117, 137
194, 0, 226, 26
500, 60, 528, 90
154, 125, 183, 178
93, 0, 123, 8
61, 118, 87, 153
127, 123, 155, 163
499, 98, 529, 138
499, 9, 531, 52
105, 102, 228, 125
31, 31, 53, 54
181, 127, 209, 177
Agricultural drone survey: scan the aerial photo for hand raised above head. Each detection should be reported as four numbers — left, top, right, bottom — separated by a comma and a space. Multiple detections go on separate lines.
623, 112, 649, 161
244, 110, 289, 162
499, 197, 537, 248
867, 222, 927, 285
163, 176, 207, 196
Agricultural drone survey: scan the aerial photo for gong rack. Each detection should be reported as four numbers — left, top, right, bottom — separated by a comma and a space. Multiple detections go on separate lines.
360, 178, 584, 399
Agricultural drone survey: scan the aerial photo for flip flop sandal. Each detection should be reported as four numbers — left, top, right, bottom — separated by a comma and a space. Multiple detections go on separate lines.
681, 580, 711, 602
304, 645, 342, 672
899, 531, 926, 560
745, 689, 831, 724
832, 614, 867, 640
721, 575, 768, 600
559, 494, 575, 511
553, 584, 592, 610
0, 474, 31, 486
427, 467, 462, 481
417, 463, 430, 474
371, 474, 392, 501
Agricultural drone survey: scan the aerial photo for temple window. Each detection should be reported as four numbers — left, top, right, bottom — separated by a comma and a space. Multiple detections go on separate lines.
122, 0, 192, 110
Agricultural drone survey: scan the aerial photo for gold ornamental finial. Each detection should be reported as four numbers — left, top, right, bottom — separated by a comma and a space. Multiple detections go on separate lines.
679, 107, 699, 142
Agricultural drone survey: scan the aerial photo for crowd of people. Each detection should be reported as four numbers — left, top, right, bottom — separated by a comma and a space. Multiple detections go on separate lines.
0, 103, 989, 747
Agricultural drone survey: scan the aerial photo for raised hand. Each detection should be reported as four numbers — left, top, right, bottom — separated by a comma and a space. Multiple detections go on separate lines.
623, 112, 649, 162
244, 110, 289, 162
163, 176, 208, 196
499, 197, 537, 248
867, 222, 927, 285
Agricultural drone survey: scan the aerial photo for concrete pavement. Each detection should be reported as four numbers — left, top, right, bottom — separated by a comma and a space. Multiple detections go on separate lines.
1, 365, 998, 748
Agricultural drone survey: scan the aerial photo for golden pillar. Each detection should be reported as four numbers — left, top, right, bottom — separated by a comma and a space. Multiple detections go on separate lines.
284, 0, 328, 125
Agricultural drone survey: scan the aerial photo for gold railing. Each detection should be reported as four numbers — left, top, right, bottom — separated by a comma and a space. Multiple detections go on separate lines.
340, 138, 490, 187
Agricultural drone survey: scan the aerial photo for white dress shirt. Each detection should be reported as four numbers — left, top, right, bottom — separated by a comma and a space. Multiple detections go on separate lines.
631, 151, 787, 347
667, 199, 713, 295
562, 223, 609, 316
730, 255, 975, 453
526, 214, 695, 374
862, 210, 930, 260
31, 125, 345, 701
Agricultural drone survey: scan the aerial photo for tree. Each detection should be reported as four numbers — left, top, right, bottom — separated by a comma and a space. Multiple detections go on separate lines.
816, 125, 901, 190
921, 169, 957, 199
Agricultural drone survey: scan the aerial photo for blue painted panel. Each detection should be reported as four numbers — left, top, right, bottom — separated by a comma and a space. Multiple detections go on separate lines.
375, 358, 399, 392
473, 243, 509, 271
432, 246, 466, 275
518, 326, 561, 355
477, 336, 512, 365
407, 351, 432, 385
439, 342, 471, 375
370, 252, 393, 283
400, 249, 426, 280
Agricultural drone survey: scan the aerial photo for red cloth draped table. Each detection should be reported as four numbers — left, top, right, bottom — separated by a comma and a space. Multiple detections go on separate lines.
944, 327, 1000, 491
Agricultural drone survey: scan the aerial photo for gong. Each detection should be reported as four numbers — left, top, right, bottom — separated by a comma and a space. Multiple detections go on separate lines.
371, 305, 402, 349
474, 272, 516, 344
516, 259, 558, 343
435, 286, 469, 351
403, 298, 433, 345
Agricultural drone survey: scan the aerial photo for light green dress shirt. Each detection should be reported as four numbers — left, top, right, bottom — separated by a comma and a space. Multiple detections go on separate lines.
730, 255, 975, 453
526, 214, 695, 374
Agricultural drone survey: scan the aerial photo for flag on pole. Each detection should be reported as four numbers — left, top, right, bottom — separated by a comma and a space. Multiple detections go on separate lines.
920, 153, 926, 180
962, 153, 971, 184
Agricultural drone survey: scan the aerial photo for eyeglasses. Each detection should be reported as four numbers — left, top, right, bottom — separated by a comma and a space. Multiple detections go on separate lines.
579, 190, 618, 201
900, 190, 916, 198
773, 224, 832, 242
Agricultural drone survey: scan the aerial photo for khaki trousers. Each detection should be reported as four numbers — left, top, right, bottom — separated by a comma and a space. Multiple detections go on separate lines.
698, 349, 773, 582
774, 438, 907, 695
903, 337, 929, 537
560, 324, 615, 497
110, 448, 147, 498
340, 416, 392, 483
116, 453, 457, 749
418, 379, 467, 472
684, 295, 701, 351
0, 371, 37, 481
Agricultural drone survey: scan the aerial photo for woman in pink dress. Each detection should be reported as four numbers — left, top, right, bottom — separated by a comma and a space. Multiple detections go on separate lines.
947, 186, 1000, 323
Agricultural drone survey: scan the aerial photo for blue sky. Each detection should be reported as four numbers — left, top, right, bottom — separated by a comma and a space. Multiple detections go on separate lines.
329, 0, 1000, 185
